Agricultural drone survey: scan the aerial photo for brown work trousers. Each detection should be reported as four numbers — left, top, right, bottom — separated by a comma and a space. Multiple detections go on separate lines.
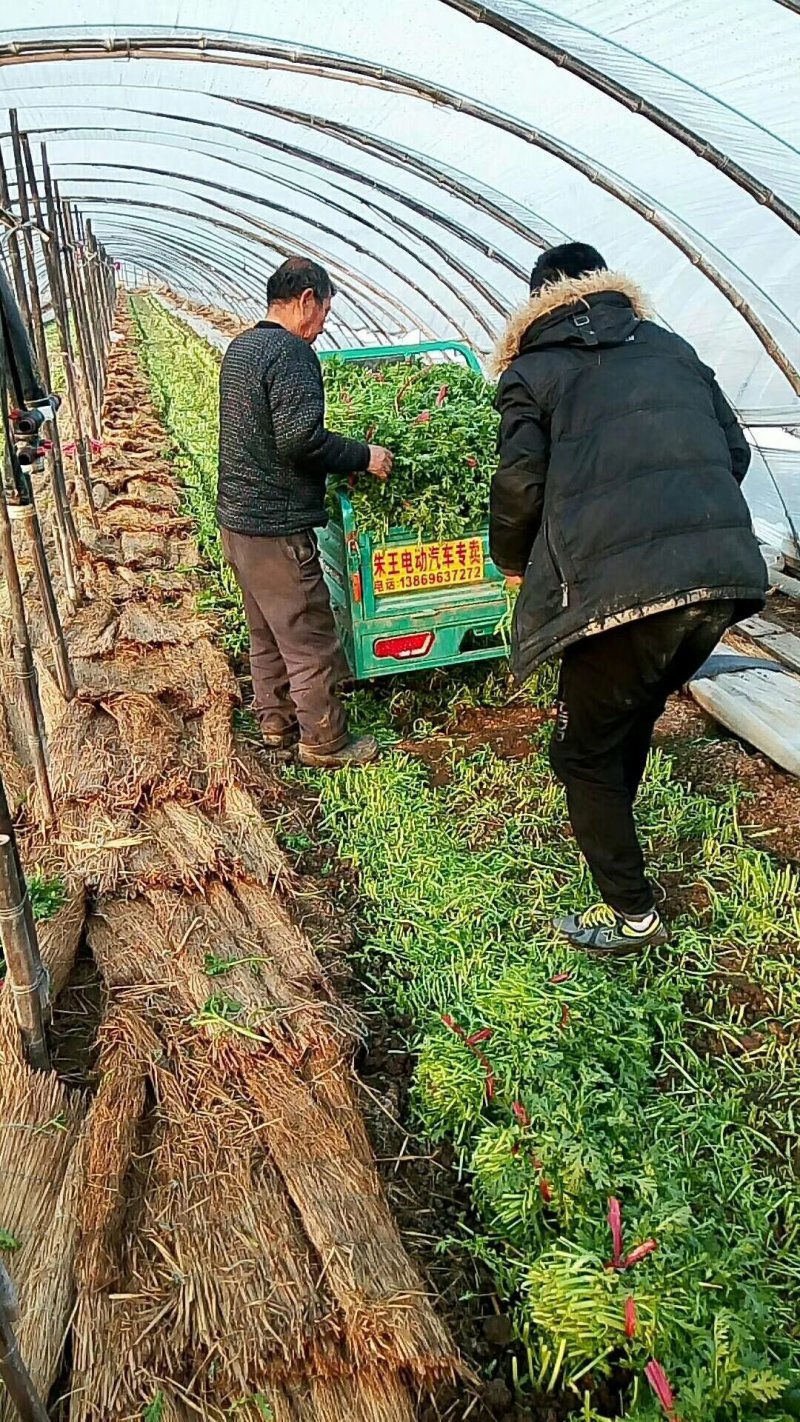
221, 527, 349, 751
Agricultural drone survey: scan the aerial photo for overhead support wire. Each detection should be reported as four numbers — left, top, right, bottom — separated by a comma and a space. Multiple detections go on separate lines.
11, 127, 514, 328
41, 160, 504, 339
73, 200, 426, 340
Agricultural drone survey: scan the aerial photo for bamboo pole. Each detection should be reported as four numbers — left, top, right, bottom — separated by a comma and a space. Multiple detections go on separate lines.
0, 325, 75, 702
55, 192, 100, 440
0, 1262, 51, 1422
39, 145, 97, 522
0, 150, 31, 333
0, 474, 54, 824
18, 133, 81, 562
7, 113, 78, 605
0, 772, 40, 967
6, 498, 75, 701
0, 830, 50, 1072
67, 203, 104, 415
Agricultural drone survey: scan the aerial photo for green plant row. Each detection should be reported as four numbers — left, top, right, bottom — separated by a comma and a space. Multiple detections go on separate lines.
307, 725, 800, 1421
128, 294, 248, 654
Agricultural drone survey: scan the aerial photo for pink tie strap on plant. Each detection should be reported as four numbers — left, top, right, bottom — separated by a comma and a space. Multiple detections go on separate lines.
436, 384, 449, 406
621, 1239, 658, 1269
608, 1196, 625, 1267
550, 971, 572, 984
441, 1014, 496, 1101
645, 1359, 681, 1419
63, 440, 77, 456
415, 410, 432, 424
89, 438, 105, 454
625, 1296, 638, 1338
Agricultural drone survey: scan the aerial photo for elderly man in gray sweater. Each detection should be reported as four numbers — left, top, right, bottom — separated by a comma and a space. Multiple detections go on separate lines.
217, 257, 392, 767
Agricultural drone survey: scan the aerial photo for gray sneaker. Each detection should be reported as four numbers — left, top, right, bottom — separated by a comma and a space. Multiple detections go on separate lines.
298, 734, 379, 769
554, 902, 668, 953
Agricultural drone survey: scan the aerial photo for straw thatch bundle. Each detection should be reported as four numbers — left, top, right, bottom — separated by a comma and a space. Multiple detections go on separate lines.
102, 502, 191, 539
0, 891, 87, 1420
48, 694, 184, 811
70, 1005, 335, 1417
0, 301, 459, 1420
119, 529, 170, 566
273, 1371, 418, 1422
116, 599, 181, 646
86, 886, 350, 1055
70, 639, 230, 718
52, 802, 145, 895
0, 685, 31, 810
242, 1053, 455, 1380
65, 600, 119, 659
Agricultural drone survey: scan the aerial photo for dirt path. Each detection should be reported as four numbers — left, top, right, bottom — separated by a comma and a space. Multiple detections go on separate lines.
0, 308, 458, 1422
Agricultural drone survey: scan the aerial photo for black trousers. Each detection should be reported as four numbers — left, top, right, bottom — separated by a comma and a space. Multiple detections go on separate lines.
549, 601, 735, 916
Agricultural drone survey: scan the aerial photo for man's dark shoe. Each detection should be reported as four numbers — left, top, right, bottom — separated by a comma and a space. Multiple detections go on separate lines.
261, 722, 300, 751
554, 902, 668, 953
298, 734, 379, 769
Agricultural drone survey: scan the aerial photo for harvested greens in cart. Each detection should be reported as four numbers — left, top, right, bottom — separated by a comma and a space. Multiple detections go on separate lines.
323, 357, 499, 541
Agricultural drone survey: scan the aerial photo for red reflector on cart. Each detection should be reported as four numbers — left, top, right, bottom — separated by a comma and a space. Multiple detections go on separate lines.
373, 632, 435, 660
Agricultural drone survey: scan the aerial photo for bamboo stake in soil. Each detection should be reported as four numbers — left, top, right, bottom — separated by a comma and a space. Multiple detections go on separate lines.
0, 151, 31, 334
8, 112, 79, 600
56, 192, 100, 442
0, 1263, 49, 1422
0, 830, 50, 1071
0, 481, 54, 823
0, 351, 75, 707
39, 144, 97, 522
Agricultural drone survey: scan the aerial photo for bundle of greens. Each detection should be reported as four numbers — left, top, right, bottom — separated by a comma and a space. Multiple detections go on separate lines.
323, 358, 499, 541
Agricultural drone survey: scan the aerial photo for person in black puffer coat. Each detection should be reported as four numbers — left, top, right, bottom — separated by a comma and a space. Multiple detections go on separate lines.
489, 242, 767, 953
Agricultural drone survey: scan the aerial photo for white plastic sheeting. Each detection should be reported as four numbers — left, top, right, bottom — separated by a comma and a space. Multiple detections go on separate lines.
1, 1, 798, 552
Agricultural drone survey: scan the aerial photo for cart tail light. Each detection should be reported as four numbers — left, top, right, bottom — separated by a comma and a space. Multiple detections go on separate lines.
373, 631, 435, 660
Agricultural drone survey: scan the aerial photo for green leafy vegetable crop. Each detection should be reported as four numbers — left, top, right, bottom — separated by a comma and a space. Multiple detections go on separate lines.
311, 725, 800, 1419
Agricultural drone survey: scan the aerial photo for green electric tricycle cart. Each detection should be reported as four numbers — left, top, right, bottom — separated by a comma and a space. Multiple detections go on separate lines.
317, 340, 508, 680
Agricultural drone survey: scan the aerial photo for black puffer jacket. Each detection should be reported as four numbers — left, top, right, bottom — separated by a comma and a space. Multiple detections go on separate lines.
217, 322, 369, 537
488, 271, 767, 681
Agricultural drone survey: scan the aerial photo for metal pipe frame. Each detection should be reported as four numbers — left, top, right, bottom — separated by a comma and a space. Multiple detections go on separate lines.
60, 173, 484, 346
90, 211, 413, 344
438, 0, 800, 239
67, 196, 441, 342
0, 33, 794, 387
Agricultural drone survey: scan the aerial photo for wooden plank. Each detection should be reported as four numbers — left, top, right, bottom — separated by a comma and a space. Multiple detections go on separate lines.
689, 660, 800, 778
736, 615, 800, 674
769, 566, 800, 600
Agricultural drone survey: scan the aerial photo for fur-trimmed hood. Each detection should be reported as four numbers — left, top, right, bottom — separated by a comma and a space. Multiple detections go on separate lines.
489, 270, 652, 378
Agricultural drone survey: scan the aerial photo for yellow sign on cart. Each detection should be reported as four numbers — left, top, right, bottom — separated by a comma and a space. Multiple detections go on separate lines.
372, 537, 485, 596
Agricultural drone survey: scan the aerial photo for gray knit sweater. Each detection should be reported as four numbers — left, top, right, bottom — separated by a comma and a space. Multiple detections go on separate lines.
217, 322, 369, 537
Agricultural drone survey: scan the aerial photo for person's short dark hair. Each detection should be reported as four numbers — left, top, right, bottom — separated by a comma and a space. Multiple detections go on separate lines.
529, 243, 608, 295
267, 257, 336, 306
